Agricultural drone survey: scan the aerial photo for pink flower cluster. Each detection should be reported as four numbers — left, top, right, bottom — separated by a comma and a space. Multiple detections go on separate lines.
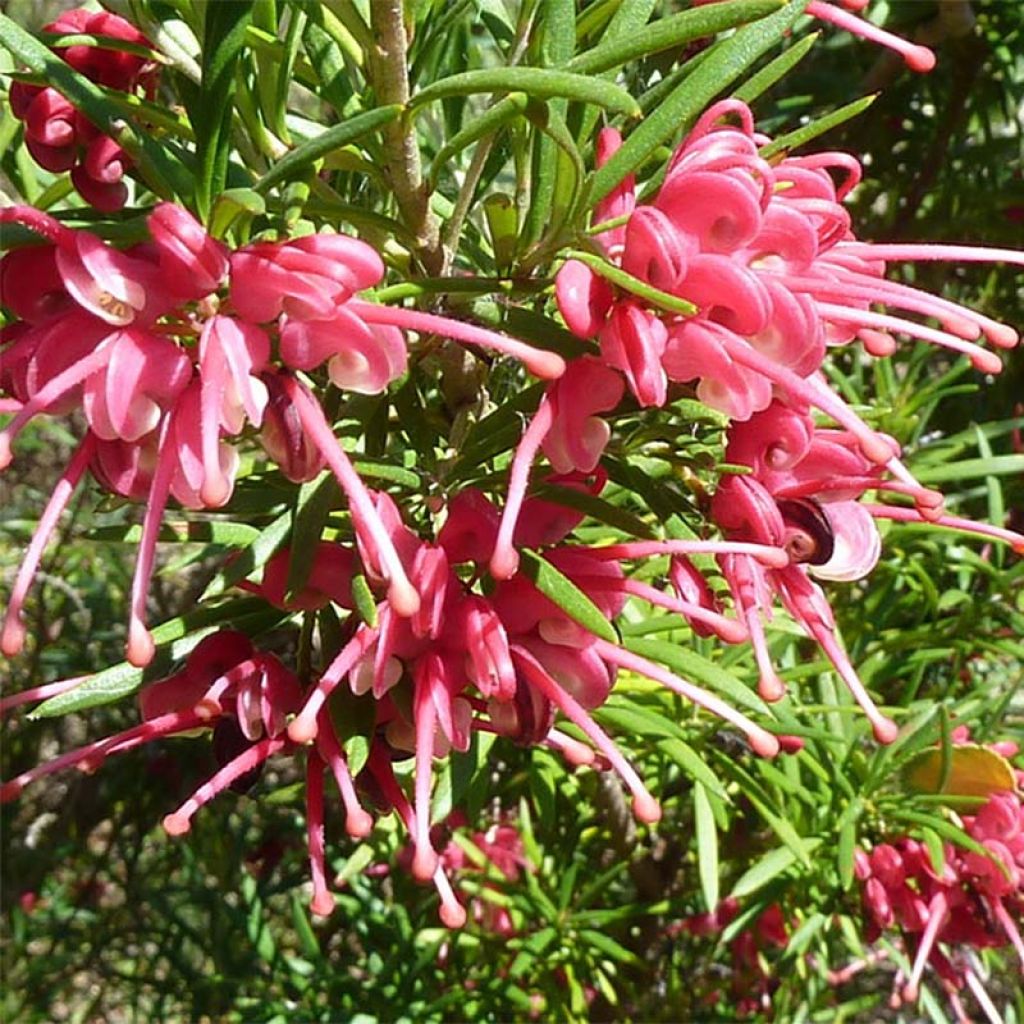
0, 203, 564, 667
530, 99, 1024, 740
670, 898, 790, 1017
2, 476, 794, 924
9, 9, 159, 211
435, 813, 530, 936
847, 776, 1024, 1019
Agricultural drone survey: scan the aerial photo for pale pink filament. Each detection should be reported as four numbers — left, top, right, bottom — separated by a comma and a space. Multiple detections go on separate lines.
839, 242, 1024, 267
284, 377, 420, 617
368, 743, 466, 927
163, 735, 288, 835
127, 414, 177, 667
992, 899, 1024, 970
902, 891, 948, 1002
595, 639, 781, 757
545, 727, 597, 766
798, 267, 1017, 347
623, 577, 748, 643
412, 667, 440, 881
287, 626, 378, 742
815, 302, 1004, 373
964, 967, 1004, 1024
863, 504, 1024, 553
306, 756, 334, 915
511, 645, 662, 823
582, 540, 790, 569
806, 1, 936, 71
0, 676, 88, 717
490, 398, 555, 580
0, 334, 116, 470
585, 575, 748, 644
2, 434, 96, 655
350, 300, 566, 380
803, 614, 898, 743
316, 719, 374, 837
1, 709, 205, 802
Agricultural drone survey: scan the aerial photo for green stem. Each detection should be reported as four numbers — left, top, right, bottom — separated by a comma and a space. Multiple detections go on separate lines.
366, 1, 442, 274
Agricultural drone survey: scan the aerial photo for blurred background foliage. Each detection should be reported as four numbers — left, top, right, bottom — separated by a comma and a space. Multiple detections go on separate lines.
1, 0, 1023, 1021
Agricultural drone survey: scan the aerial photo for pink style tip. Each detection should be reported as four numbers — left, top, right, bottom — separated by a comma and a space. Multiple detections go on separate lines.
1, 618, 27, 657
387, 578, 422, 618
127, 621, 156, 667
287, 716, 320, 745
750, 732, 782, 759
413, 847, 440, 882
346, 808, 375, 839
633, 793, 663, 824
439, 900, 468, 929
310, 892, 336, 917
872, 718, 900, 745
162, 812, 191, 836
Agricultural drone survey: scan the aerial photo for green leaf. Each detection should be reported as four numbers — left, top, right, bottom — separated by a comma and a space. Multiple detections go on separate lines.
625, 637, 771, 717
694, 782, 720, 911
286, 473, 340, 603
531, 483, 657, 540
838, 820, 857, 890
195, 1, 254, 217
201, 507, 293, 600
921, 827, 946, 877
518, 549, 618, 643
913, 454, 1024, 484
429, 94, 529, 185
564, 250, 697, 316
209, 187, 266, 238
568, 0, 784, 75
656, 737, 729, 800
290, 892, 321, 959
350, 574, 379, 627
343, 734, 370, 778
759, 93, 877, 158
732, 32, 818, 103
411, 69, 641, 118
578, 929, 641, 966
588, 0, 803, 205
255, 105, 403, 193
33, 598, 285, 717
731, 839, 822, 899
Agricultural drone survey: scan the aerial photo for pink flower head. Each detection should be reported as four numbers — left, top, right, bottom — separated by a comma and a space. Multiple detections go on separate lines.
279, 308, 407, 393
229, 234, 385, 323
147, 203, 230, 300
599, 302, 667, 408
542, 357, 624, 474
258, 371, 328, 483
197, 316, 270, 506
71, 136, 131, 213
48, 8, 158, 91
81, 328, 192, 442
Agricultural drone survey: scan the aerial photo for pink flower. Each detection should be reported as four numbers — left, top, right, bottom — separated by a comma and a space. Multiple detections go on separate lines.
9, 9, 159, 209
